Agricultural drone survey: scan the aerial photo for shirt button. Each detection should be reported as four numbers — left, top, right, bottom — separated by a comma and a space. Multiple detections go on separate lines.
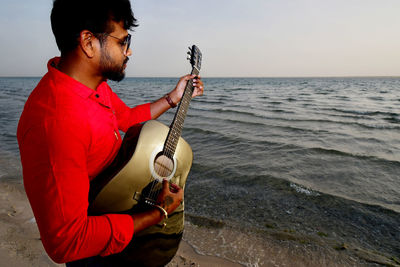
95, 94, 99, 98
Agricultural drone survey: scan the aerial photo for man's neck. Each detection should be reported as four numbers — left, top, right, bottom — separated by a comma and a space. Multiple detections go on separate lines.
57, 54, 104, 90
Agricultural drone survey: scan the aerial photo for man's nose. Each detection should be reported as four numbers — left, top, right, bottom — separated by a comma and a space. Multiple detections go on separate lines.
126, 48, 132, 57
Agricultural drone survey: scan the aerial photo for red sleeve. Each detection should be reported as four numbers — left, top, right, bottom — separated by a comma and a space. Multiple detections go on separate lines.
17, 114, 134, 263
109, 89, 151, 132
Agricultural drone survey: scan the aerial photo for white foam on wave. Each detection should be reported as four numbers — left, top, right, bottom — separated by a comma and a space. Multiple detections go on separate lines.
290, 182, 320, 196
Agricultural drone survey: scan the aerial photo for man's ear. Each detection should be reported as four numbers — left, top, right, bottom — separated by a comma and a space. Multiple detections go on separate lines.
79, 30, 97, 58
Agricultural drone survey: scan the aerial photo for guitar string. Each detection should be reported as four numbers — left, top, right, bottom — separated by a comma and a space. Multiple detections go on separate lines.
144, 70, 197, 204
148, 78, 194, 202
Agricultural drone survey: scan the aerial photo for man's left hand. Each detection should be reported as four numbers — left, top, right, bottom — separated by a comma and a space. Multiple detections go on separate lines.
169, 74, 204, 104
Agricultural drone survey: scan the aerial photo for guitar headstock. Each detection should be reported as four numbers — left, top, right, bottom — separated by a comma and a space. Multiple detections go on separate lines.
187, 45, 202, 71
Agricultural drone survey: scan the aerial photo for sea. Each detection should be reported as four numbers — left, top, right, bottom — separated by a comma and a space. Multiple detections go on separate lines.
1, 77, 399, 266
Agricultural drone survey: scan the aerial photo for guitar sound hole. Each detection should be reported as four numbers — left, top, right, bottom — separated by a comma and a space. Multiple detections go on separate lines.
154, 153, 174, 178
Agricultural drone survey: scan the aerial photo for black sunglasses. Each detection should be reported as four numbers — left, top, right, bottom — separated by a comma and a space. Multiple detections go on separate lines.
101, 33, 131, 54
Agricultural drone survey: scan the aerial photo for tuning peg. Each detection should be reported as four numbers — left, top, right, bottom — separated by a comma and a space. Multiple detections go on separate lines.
187, 56, 191, 61
188, 46, 192, 51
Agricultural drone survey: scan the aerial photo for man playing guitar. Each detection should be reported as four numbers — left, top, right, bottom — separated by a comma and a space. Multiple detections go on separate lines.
17, 0, 204, 266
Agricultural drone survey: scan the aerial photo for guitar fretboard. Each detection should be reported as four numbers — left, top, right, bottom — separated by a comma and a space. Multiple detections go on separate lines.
163, 67, 200, 157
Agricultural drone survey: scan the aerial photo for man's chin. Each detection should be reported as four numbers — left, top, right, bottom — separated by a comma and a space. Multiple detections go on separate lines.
104, 71, 125, 82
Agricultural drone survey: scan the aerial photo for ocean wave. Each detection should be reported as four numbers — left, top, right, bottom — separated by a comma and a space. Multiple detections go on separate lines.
221, 87, 249, 92
329, 107, 397, 117
191, 107, 255, 116
184, 126, 271, 148
191, 105, 399, 131
0, 133, 17, 139
305, 146, 400, 165
384, 116, 400, 124
289, 183, 320, 196
264, 116, 400, 130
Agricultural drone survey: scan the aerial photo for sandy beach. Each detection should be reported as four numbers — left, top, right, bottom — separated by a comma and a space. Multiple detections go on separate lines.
2, 180, 399, 267
0, 180, 240, 267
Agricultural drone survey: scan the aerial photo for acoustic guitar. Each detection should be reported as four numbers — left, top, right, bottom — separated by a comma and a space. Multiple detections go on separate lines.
88, 45, 202, 266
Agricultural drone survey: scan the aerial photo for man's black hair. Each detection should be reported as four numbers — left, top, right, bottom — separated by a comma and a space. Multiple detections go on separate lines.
51, 0, 138, 54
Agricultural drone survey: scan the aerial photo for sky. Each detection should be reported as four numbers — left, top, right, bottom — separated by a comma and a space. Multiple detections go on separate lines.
1, 0, 400, 77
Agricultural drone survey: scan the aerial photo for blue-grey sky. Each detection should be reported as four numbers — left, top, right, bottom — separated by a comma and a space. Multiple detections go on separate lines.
1, 0, 400, 77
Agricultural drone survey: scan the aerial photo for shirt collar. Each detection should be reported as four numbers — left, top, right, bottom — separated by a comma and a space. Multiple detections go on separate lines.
47, 57, 108, 99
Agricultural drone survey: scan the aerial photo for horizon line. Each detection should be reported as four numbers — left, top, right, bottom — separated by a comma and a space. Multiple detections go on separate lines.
1, 75, 400, 79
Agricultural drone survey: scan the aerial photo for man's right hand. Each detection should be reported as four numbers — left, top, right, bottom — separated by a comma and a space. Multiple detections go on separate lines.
156, 179, 183, 215
130, 180, 183, 234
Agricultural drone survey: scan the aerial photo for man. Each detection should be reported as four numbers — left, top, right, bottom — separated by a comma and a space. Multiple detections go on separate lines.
17, 0, 204, 266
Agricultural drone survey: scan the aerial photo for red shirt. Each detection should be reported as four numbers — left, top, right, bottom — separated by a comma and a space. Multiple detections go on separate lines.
17, 58, 151, 263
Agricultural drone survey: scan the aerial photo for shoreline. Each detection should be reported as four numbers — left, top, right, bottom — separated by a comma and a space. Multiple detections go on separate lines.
1, 180, 399, 266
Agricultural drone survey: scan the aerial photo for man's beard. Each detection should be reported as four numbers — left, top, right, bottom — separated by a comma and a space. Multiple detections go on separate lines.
100, 49, 129, 82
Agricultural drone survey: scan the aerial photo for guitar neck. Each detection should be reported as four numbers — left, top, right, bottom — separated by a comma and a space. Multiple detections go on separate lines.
163, 67, 199, 157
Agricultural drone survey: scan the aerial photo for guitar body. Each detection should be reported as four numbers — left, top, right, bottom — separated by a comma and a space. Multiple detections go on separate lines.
88, 120, 192, 266
89, 120, 193, 215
